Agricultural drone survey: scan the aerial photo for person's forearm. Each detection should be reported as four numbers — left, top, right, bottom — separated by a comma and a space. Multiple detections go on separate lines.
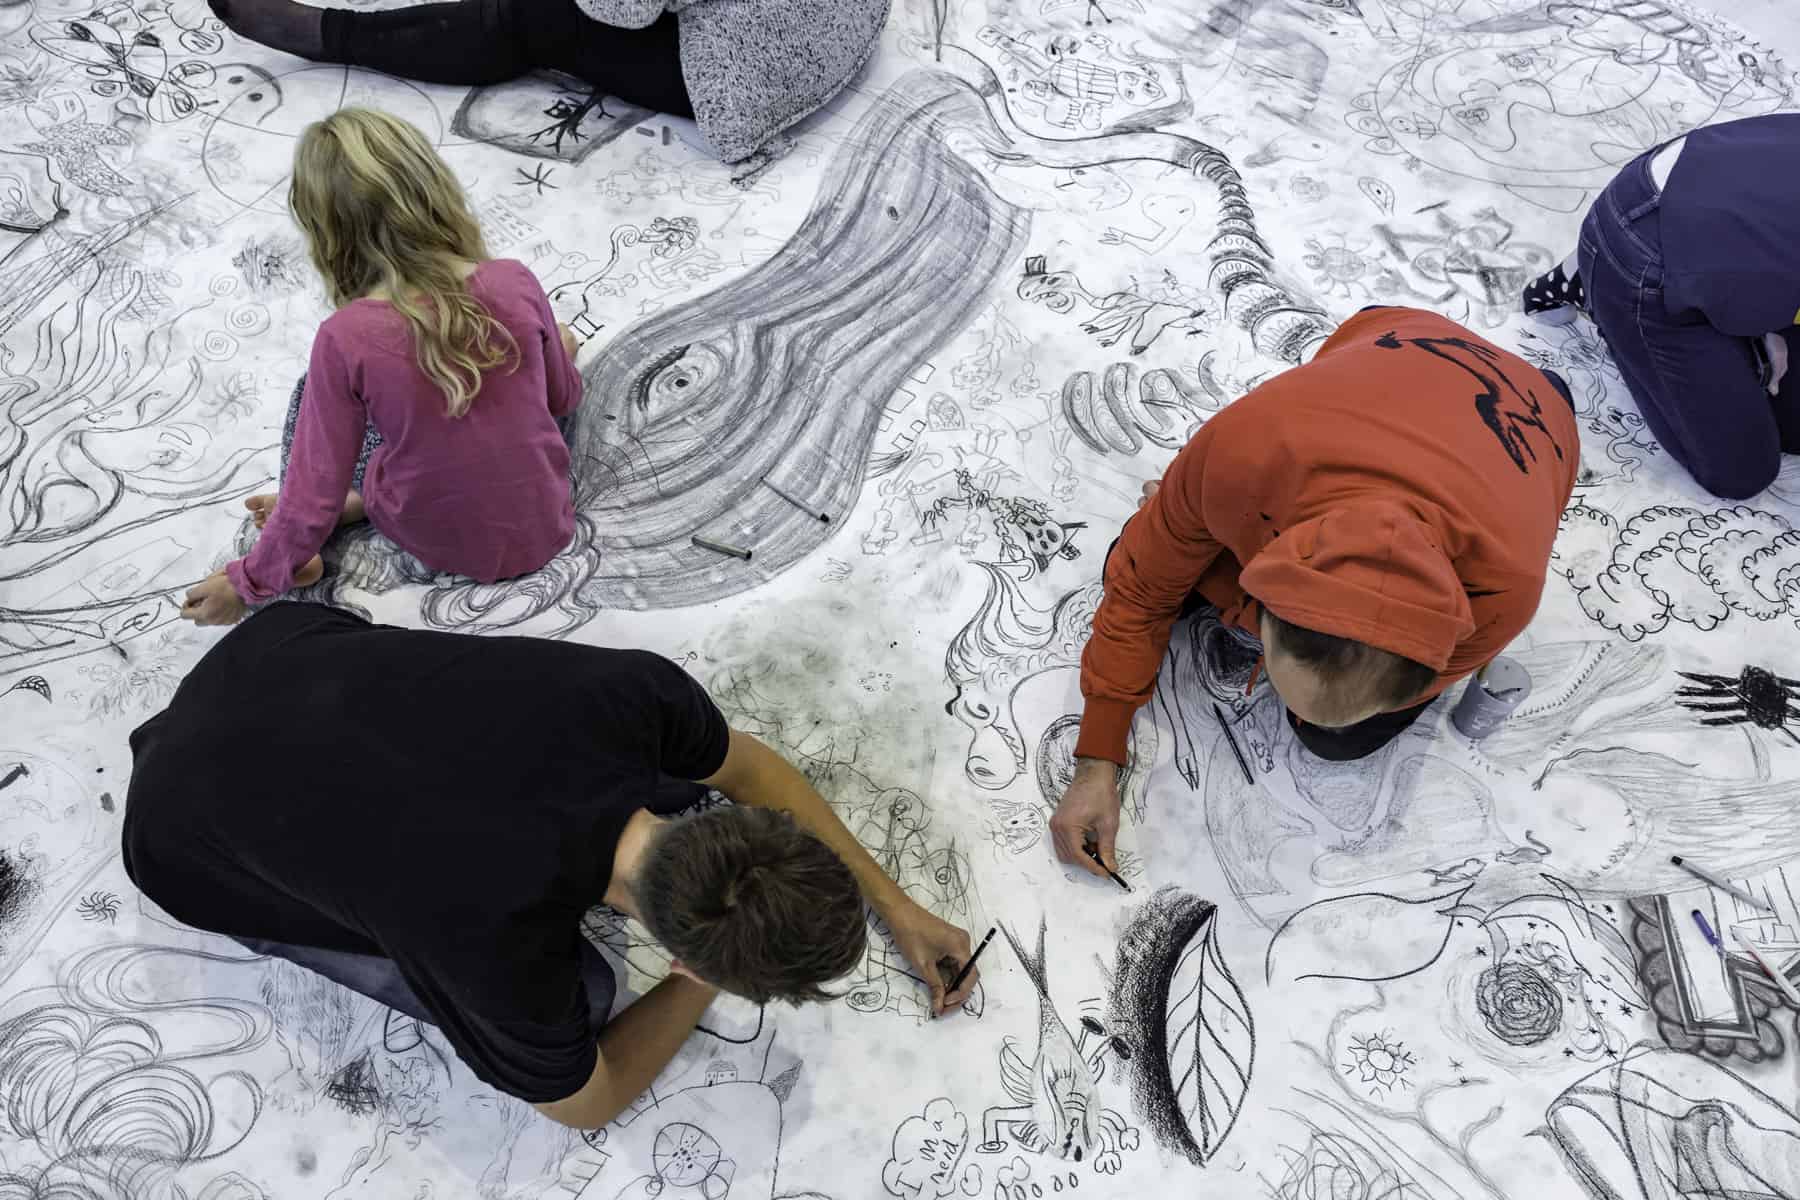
580, 977, 715, 1127
719, 734, 909, 914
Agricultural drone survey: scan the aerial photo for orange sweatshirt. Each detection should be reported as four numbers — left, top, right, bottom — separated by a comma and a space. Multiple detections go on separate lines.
1075, 307, 1581, 764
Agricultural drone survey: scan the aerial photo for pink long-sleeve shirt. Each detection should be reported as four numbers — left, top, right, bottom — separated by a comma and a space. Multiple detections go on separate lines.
228, 260, 580, 605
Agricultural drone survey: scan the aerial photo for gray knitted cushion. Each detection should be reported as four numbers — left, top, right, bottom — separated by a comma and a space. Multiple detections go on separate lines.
573, 0, 890, 162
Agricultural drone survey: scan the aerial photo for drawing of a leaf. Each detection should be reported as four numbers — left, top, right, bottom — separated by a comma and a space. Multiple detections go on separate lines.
1109, 887, 1254, 1165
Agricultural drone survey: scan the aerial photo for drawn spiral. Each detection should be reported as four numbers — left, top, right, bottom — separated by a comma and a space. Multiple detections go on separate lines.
1474, 963, 1563, 1046
198, 330, 240, 362
227, 303, 270, 336
209, 273, 240, 298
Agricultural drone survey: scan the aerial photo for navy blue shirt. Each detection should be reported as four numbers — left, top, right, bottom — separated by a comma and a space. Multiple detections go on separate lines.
123, 603, 729, 1102
1661, 113, 1800, 337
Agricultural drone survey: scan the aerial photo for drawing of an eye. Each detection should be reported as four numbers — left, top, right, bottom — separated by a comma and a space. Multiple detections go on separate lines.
134, 30, 161, 47
627, 343, 724, 413
66, 21, 94, 39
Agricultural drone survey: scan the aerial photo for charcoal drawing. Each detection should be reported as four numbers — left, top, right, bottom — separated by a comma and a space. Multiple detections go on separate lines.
312, 70, 1031, 626
1544, 1047, 1800, 1199
981, 918, 1139, 1171
1107, 887, 1253, 1166
7, 0, 1800, 1192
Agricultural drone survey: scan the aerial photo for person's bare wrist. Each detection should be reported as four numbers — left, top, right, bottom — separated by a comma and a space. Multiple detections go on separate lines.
869, 886, 917, 926
1073, 756, 1120, 783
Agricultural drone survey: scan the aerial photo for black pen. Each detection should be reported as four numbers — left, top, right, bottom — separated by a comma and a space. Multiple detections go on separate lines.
1212, 702, 1255, 784
944, 926, 996, 998
1085, 842, 1132, 892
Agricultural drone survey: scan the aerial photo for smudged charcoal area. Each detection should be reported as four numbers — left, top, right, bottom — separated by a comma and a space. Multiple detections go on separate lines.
0, 849, 37, 932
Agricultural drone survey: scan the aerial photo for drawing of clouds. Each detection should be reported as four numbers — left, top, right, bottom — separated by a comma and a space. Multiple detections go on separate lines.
1552, 502, 1800, 638
1685, 506, 1792, 621
1745, 530, 1800, 614
1551, 502, 1620, 589
1583, 559, 1672, 642
882, 1097, 979, 1199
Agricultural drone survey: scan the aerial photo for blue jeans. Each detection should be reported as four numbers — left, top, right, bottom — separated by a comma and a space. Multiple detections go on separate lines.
233, 933, 619, 1034
1580, 150, 1800, 499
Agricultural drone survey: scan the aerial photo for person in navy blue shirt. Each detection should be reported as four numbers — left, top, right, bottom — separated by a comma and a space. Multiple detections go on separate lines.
1524, 114, 1800, 499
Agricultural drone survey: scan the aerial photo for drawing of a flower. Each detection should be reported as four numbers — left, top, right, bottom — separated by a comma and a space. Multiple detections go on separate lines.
1342, 1032, 1415, 1094
1474, 962, 1564, 1046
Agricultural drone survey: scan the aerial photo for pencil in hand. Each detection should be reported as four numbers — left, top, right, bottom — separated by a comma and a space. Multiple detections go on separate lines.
941, 926, 996, 1003
1085, 842, 1132, 892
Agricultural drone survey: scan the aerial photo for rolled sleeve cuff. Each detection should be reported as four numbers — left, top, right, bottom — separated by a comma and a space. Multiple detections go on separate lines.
225, 557, 278, 608
1073, 697, 1136, 766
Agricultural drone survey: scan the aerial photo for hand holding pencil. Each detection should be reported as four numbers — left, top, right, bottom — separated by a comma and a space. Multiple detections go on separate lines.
1050, 757, 1123, 880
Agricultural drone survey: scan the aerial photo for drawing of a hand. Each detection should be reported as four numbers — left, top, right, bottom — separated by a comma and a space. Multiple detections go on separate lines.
1099, 227, 1126, 245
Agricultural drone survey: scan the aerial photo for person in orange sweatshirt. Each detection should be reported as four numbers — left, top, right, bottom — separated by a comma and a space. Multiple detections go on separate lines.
1051, 306, 1581, 880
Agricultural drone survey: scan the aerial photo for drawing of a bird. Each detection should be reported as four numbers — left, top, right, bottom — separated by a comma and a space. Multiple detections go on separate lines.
988, 918, 1098, 1161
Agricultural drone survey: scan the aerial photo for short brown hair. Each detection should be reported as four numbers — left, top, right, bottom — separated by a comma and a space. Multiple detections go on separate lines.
633, 807, 867, 1004
1264, 611, 1436, 713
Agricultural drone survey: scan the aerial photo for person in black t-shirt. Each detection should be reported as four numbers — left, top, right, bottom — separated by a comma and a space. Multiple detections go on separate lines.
123, 602, 977, 1129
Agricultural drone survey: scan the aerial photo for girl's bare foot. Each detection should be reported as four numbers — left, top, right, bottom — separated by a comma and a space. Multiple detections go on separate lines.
295, 555, 324, 587
246, 494, 277, 529
340, 490, 366, 526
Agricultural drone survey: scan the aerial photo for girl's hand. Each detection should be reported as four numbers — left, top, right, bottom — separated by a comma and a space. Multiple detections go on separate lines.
181, 571, 248, 627
558, 322, 580, 363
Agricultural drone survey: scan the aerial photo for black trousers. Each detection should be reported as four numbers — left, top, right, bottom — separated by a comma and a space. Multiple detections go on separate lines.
319, 0, 694, 116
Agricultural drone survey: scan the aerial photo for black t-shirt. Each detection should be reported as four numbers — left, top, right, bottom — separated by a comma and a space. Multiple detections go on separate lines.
122, 603, 729, 1102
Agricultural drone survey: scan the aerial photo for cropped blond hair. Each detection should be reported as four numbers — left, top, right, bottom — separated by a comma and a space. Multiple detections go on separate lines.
288, 107, 515, 418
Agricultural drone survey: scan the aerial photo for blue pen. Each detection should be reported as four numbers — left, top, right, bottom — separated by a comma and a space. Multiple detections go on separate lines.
1692, 909, 1725, 954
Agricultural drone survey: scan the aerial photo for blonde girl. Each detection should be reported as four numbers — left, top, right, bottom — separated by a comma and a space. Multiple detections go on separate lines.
183, 108, 582, 625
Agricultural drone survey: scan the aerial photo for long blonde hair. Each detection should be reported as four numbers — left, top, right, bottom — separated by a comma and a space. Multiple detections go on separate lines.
289, 108, 515, 418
